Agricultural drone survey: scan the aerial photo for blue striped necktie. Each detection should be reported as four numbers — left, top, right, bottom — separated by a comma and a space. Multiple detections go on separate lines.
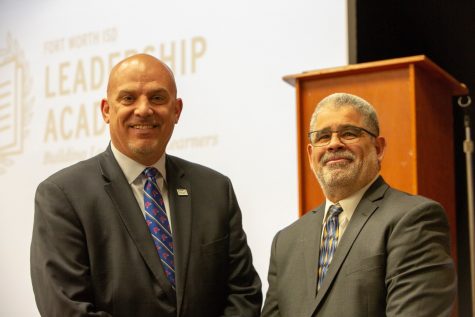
143, 167, 175, 287
317, 204, 343, 290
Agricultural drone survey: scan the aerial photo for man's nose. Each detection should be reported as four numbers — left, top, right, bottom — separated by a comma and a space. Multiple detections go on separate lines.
135, 97, 153, 116
326, 132, 345, 150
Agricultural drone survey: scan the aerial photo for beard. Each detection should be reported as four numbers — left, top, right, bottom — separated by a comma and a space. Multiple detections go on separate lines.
316, 149, 379, 195
128, 138, 160, 156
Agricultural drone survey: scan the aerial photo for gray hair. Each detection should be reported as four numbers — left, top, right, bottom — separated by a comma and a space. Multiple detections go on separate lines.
309, 93, 380, 135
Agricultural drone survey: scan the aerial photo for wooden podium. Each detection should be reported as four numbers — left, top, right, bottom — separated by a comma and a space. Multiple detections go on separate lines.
284, 55, 467, 263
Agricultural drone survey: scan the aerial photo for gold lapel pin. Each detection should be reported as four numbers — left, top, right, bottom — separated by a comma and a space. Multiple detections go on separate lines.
177, 188, 188, 196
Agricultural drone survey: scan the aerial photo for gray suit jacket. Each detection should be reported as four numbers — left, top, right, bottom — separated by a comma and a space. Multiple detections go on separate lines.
31, 146, 262, 317
262, 177, 456, 317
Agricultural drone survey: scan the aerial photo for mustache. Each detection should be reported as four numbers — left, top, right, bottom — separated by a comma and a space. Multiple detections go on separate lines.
320, 151, 355, 164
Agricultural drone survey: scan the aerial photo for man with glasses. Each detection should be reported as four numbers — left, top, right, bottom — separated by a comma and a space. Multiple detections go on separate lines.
262, 93, 456, 317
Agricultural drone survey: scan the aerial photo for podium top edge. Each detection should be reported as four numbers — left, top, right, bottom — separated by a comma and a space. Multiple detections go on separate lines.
283, 55, 468, 95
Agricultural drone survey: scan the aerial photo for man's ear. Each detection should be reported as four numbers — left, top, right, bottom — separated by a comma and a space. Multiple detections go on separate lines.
375, 136, 386, 163
174, 98, 183, 124
307, 143, 315, 173
101, 99, 110, 124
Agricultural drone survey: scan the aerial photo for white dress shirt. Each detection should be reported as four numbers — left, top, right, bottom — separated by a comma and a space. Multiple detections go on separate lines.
322, 175, 379, 240
110, 144, 173, 232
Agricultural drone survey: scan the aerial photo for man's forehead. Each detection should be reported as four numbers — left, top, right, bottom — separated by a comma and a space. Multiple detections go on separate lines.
113, 64, 170, 82
114, 54, 169, 72
108, 67, 174, 95
317, 124, 359, 131
315, 106, 363, 127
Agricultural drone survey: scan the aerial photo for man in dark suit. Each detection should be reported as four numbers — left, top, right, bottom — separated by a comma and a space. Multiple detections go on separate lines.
30, 53, 262, 316
261, 93, 456, 317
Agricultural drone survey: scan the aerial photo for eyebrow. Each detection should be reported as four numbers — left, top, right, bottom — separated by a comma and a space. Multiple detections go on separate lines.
117, 90, 135, 96
148, 88, 170, 96
116, 88, 170, 96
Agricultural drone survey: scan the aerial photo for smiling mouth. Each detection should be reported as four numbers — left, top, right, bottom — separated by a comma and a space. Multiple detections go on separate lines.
130, 124, 158, 129
321, 151, 355, 165
325, 158, 350, 165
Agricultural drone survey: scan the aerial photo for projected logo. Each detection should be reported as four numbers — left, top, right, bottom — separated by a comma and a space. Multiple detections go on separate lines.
0, 34, 33, 174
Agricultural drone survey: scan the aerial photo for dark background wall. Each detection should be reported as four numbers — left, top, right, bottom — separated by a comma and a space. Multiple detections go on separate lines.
354, 1, 475, 316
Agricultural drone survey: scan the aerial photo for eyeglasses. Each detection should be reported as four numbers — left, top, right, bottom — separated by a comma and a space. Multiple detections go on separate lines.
308, 125, 378, 147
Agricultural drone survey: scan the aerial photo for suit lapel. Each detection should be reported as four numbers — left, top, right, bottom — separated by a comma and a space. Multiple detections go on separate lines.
311, 177, 389, 313
98, 147, 176, 302
166, 155, 192, 316
302, 206, 325, 299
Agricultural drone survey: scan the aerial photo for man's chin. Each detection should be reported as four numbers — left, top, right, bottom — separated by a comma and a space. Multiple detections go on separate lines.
319, 169, 355, 187
322, 166, 348, 176
128, 142, 158, 156
326, 176, 351, 186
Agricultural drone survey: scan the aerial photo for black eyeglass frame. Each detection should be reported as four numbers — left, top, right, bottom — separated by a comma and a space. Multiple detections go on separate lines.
308, 125, 378, 147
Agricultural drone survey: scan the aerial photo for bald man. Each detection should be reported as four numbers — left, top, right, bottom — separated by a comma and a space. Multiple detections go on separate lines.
31, 54, 262, 317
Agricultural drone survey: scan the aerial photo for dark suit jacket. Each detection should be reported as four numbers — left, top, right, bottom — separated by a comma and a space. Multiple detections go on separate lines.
30, 146, 262, 317
262, 177, 456, 317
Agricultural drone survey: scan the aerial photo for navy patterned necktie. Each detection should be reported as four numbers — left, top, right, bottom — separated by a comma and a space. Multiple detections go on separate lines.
143, 167, 175, 287
317, 204, 344, 290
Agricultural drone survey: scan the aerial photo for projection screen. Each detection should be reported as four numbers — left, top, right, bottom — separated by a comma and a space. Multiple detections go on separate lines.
0, 0, 348, 314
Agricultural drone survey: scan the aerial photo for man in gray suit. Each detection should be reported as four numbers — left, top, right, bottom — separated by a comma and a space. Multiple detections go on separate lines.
30, 54, 262, 316
261, 93, 456, 317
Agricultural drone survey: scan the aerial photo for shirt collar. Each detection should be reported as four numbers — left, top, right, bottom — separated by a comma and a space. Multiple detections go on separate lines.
323, 174, 379, 223
110, 143, 167, 184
